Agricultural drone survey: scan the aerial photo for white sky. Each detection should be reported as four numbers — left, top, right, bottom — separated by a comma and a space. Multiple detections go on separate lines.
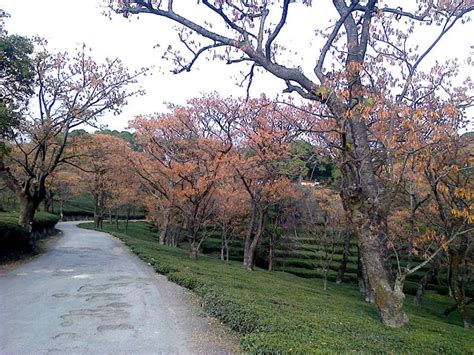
2, 0, 473, 131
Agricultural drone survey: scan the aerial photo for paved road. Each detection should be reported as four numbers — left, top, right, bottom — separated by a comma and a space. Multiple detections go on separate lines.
0, 222, 237, 354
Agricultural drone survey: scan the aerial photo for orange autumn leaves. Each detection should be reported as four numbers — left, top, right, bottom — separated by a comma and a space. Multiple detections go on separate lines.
128, 95, 304, 256
69, 134, 141, 221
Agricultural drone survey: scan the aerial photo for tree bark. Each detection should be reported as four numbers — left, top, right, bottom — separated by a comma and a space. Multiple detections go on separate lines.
226, 241, 230, 264
339, 113, 409, 328
359, 248, 375, 303
268, 233, 274, 271
159, 208, 170, 245
414, 256, 441, 305
448, 251, 472, 328
125, 207, 130, 232
18, 195, 40, 230
336, 225, 351, 283
243, 202, 257, 268
115, 209, 119, 230
246, 206, 265, 271
322, 269, 328, 290
1, 162, 45, 229
359, 230, 407, 327
93, 195, 104, 230
220, 233, 225, 262
357, 246, 366, 293
59, 200, 64, 221
43, 190, 54, 213
190, 239, 199, 260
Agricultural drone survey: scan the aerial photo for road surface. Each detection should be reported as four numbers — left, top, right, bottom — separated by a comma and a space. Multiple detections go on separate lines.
0, 222, 238, 354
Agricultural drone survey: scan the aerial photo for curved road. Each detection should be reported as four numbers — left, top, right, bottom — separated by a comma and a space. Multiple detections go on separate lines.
0, 222, 237, 354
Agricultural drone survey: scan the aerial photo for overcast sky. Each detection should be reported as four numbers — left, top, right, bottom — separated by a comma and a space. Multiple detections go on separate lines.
2, 0, 473, 131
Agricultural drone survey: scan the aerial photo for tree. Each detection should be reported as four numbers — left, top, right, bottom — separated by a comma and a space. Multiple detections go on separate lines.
107, 0, 474, 327
0, 34, 34, 144
228, 98, 301, 270
422, 136, 473, 328
299, 187, 344, 290
0, 44, 145, 228
72, 133, 133, 229
0, 30, 35, 213
213, 183, 248, 263
46, 166, 83, 220
131, 96, 235, 259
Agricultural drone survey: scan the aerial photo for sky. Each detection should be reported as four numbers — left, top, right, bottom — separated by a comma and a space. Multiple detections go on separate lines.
2, 0, 473, 131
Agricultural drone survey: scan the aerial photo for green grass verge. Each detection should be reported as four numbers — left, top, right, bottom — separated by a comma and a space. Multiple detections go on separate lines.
79, 221, 473, 354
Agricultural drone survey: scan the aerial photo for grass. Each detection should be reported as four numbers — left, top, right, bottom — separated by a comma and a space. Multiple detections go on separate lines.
54, 194, 96, 217
79, 221, 473, 353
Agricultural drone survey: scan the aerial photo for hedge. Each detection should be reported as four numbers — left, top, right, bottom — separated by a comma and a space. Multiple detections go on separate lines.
0, 211, 59, 259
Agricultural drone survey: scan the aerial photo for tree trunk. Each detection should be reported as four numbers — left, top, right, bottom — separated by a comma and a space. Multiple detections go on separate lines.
243, 202, 257, 268
0, 191, 5, 212
414, 256, 441, 305
322, 269, 328, 290
94, 215, 101, 229
159, 228, 168, 246
336, 225, 351, 283
190, 240, 199, 260
357, 246, 366, 293
358, 229, 408, 327
226, 241, 230, 264
125, 207, 130, 233
335, 93, 409, 327
18, 196, 39, 230
448, 251, 472, 328
247, 208, 265, 271
115, 209, 119, 230
44, 190, 54, 213
93, 196, 104, 230
246, 206, 265, 271
268, 233, 274, 271
59, 200, 64, 221
159, 208, 170, 245
220, 234, 225, 262
361, 253, 375, 304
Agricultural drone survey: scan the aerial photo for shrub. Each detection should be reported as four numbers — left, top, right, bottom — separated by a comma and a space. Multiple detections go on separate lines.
0, 211, 59, 260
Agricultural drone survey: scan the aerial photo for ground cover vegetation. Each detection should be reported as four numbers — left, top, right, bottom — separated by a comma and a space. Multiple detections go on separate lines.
80, 220, 473, 353
1, 1, 473, 349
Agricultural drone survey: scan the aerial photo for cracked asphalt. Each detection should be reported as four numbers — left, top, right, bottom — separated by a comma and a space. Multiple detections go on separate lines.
0, 222, 238, 354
